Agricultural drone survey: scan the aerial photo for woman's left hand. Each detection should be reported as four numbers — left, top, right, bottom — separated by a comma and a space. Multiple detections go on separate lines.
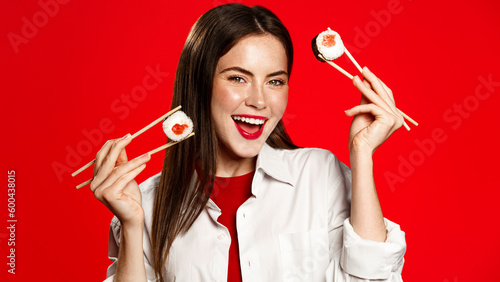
345, 67, 404, 155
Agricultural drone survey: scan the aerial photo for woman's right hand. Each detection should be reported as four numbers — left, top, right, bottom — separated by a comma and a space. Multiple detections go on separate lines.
90, 133, 151, 227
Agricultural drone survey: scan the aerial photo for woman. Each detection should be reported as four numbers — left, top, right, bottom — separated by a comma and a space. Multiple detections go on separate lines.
92, 3, 406, 282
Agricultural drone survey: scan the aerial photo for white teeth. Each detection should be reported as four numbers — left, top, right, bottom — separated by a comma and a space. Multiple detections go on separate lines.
232, 116, 265, 125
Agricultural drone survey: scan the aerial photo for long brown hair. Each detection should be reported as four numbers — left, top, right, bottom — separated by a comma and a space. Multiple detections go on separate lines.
151, 4, 298, 280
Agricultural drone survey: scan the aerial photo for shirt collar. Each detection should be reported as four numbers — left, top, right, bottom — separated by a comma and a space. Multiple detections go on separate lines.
254, 142, 296, 190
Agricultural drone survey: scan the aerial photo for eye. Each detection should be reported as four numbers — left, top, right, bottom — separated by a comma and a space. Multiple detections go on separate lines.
268, 79, 285, 86
228, 76, 245, 83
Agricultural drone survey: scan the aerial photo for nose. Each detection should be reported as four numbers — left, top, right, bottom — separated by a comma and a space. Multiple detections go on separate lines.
245, 83, 267, 110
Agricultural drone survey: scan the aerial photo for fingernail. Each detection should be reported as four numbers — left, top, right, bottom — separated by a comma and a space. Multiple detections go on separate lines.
122, 133, 131, 140
141, 153, 150, 158
354, 75, 361, 83
363, 66, 369, 72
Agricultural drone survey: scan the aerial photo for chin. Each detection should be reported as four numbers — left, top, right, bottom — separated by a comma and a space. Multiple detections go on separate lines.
232, 142, 265, 159
216, 123, 276, 161
218, 137, 265, 161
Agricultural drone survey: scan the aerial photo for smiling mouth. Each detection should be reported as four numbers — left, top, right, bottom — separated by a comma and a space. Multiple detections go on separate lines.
232, 115, 267, 139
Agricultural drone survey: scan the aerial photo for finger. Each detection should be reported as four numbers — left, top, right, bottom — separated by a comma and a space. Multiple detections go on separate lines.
94, 139, 116, 175
92, 139, 118, 193
361, 67, 397, 112
362, 72, 405, 127
345, 103, 387, 120
91, 134, 132, 191
353, 75, 393, 113
346, 103, 402, 128
94, 163, 147, 206
360, 79, 372, 106
95, 153, 150, 194
107, 164, 147, 199
378, 78, 395, 102
116, 148, 129, 167
366, 74, 405, 127
346, 104, 402, 135
362, 78, 372, 90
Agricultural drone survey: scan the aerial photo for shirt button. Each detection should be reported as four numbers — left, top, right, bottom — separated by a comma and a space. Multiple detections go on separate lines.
217, 234, 226, 240
242, 213, 246, 218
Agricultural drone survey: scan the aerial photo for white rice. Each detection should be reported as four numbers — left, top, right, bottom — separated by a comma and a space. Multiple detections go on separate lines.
162, 110, 194, 141
316, 29, 345, 60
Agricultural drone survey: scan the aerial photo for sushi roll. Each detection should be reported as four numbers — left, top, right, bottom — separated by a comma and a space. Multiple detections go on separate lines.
311, 28, 345, 62
162, 110, 194, 141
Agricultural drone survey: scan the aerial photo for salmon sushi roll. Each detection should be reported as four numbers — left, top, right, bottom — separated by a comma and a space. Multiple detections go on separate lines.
162, 111, 194, 141
312, 29, 345, 62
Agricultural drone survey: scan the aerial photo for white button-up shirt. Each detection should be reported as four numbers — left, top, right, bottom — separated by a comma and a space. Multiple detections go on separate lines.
104, 143, 406, 282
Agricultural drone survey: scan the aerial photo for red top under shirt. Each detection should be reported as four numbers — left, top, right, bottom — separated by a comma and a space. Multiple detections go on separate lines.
210, 171, 254, 282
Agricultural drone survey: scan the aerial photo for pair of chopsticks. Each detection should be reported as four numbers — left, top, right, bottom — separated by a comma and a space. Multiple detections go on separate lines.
317, 47, 418, 131
72, 105, 194, 189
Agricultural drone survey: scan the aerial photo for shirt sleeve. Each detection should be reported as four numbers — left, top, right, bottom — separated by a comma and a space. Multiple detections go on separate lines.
326, 154, 406, 281
103, 217, 158, 282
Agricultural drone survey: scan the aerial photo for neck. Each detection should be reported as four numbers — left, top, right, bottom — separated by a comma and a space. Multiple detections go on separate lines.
215, 145, 257, 178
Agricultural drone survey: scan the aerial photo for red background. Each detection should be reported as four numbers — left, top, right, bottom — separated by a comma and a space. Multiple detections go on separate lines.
2, 0, 499, 281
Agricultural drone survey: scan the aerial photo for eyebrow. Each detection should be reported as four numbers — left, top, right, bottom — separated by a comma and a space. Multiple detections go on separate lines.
219, 66, 288, 78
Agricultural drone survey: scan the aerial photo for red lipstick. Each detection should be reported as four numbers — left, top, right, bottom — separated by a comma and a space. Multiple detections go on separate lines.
232, 115, 267, 140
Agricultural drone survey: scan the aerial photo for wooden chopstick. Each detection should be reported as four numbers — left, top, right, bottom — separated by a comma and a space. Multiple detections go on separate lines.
71, 105, 182, 177
75, 132, 195, 189
319, 53, 354, 80
344, 48, 363, 74
343, 48, 418, 128
318, 54, 414, 131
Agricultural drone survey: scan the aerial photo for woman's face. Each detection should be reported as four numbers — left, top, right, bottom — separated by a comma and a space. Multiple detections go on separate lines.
211, 34, 289, 162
